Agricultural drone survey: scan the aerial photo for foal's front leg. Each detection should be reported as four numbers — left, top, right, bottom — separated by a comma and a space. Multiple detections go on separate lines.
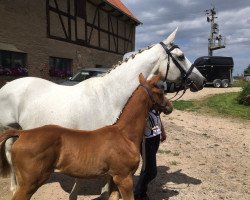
113, 175, 134, 200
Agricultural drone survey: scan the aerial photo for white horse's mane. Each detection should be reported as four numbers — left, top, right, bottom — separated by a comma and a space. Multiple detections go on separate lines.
103, 45, 155, 77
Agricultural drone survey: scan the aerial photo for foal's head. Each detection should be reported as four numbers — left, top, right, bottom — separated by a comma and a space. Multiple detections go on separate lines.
139, 74, 173, 115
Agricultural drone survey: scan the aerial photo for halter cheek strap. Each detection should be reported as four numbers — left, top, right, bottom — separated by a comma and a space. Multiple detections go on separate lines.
159, 42, 197, 100
160, 42, 187, 80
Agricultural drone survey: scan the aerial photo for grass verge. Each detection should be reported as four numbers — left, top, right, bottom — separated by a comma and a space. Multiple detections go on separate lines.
173, 92, 250, 120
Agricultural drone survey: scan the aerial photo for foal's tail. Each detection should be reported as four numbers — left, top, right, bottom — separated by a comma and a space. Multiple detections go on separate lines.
0, 129, 19, 177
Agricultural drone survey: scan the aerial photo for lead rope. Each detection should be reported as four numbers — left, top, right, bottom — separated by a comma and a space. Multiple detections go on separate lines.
172, 88, 187, 101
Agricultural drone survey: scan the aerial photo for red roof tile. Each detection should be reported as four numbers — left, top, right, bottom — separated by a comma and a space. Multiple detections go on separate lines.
104, 0, 140, 24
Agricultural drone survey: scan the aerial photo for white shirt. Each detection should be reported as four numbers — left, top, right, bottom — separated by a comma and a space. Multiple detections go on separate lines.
144, 110, 162, 138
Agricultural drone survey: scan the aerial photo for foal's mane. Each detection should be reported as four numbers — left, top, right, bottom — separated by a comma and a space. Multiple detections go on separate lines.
113, 85, 142, 124
113, 79, 157, 124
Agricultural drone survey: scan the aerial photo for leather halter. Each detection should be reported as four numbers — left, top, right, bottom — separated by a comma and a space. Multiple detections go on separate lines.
159, 42, 197, 100
160, 42, 195, 85
139, 84, 168, 113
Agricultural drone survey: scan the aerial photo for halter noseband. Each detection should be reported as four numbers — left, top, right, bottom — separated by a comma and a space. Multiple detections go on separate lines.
159, 42, 197, 100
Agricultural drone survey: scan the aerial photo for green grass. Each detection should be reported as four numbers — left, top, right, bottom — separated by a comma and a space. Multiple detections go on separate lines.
173, 100, 199, 111
173, 92, 250, 120
232, 80, 249, 87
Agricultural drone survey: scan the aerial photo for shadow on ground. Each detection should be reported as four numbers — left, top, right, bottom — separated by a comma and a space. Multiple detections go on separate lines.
47, 173, 106, 195
145, 166, 202, 199
45, 165, 201, 200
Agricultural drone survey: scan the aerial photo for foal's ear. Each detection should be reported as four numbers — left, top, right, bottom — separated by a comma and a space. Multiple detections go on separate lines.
139, 73, 146, 85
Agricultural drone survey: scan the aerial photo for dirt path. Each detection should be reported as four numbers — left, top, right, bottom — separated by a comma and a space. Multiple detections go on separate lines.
0, 87, 249, 200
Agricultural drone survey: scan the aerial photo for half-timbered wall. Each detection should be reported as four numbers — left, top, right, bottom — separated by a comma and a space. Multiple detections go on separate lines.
0, 0, 138, 86
47, 0, 136, 55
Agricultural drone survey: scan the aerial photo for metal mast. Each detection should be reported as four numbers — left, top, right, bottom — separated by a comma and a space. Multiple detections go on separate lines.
205, 7, 225, 56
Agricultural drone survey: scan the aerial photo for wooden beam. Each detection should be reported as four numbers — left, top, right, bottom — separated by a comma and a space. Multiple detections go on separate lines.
53, 0, 68, 39
116, 17, 118, 53
108, 14, 110, 51
98, 8, 100, 47
74, 0, 78, 41
48, 34, 123, 55
46, 0, 50, 37
88, 6, 98, 44
109, 16, 117, 51
86, 22, 130, 42
67, 0, 71, 39
84, 0, 88, 43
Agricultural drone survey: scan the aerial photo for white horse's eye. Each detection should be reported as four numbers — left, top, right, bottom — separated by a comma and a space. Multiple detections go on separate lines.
178, 54, 185, 61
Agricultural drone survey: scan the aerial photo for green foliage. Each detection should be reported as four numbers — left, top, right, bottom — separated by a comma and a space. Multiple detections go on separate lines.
244, 64, 250, 75
173, 92, 250, 120
237, 82, 250, 106
206, 93, 250, 119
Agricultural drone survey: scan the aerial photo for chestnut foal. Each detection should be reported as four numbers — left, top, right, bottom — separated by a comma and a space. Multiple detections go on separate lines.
0, 74, 173, 200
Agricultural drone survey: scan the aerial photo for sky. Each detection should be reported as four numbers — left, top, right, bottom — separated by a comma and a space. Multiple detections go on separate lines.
122, 0, 250, 75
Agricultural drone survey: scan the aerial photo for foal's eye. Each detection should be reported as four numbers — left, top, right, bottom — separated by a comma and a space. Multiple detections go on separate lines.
178, 54, 185, 61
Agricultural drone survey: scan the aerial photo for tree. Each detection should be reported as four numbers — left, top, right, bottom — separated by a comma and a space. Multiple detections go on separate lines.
244, 64, 250, 75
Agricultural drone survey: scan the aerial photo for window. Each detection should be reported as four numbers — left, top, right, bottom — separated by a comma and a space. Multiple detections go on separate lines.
49, 57, 72, 78
0, 50, 27, 76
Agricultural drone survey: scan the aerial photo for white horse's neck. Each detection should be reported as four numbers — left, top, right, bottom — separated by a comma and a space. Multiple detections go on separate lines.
102, 46, 161, 115
105, 45, 161, 90
77, 45, 162, 126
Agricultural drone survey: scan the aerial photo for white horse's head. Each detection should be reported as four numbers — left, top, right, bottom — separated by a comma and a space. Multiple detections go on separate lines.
154, 28, 206, 92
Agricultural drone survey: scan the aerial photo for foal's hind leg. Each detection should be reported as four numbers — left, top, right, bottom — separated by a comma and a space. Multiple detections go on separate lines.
113, 175, 134, 200
12, 185, 38, 200
12, 170, 51, 200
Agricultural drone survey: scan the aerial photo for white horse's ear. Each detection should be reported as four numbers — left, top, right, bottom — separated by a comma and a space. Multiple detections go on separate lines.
162, 27, 178, 45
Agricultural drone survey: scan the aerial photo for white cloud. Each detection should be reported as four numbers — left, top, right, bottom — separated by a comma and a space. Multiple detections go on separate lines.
123, 0, 250, 74
174, 0, 197, 6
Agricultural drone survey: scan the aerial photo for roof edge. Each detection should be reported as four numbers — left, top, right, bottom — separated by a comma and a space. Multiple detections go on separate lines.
103, 0, 142, 25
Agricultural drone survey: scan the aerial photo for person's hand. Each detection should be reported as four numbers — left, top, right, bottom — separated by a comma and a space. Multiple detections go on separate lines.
161, 131, 166, 142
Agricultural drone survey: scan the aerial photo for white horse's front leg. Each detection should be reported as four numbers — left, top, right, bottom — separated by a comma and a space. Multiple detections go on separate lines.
69, 178, 81, 200
101, 177, 119, 200
5, 138, 18, 194
100, 182, 110, 199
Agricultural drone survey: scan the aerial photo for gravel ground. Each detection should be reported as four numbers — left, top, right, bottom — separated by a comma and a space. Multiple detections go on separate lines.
0, 87, 249, 200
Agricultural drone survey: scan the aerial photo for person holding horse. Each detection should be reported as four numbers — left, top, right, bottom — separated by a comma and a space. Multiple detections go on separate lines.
134, 99, 172, 200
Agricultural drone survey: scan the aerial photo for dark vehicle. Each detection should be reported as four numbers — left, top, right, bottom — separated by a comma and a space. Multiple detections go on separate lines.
193, 56, 234, 88
61, 68, 110, 86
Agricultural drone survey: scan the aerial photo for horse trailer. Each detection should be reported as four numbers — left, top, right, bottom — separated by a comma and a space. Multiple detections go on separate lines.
193, 56, 234, 88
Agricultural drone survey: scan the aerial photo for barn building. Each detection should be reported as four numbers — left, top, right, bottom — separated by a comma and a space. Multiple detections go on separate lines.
0, 0, 140, 86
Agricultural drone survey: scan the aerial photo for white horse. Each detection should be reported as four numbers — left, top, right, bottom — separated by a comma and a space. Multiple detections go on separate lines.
0, 28, 205, 199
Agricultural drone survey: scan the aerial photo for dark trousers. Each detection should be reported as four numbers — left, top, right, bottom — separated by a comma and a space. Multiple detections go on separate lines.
134, 135, 160, 198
